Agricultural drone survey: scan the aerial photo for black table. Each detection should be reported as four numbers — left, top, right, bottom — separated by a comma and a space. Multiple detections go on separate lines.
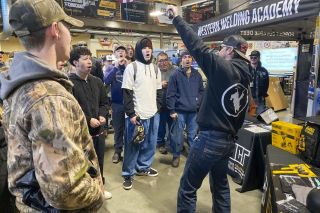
261, 145, 320, 213
228, 124, 272, 192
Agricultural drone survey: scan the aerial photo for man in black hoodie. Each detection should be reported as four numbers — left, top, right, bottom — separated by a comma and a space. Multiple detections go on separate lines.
167, 6, 252, 213
249, 50, 269, 114
121, 38, 162, 190
69, 46, 112, 199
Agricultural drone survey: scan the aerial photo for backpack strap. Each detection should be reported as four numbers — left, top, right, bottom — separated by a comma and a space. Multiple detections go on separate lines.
133, 62, 158, 81
132, 61, 137, 81
153, 63, 158, 79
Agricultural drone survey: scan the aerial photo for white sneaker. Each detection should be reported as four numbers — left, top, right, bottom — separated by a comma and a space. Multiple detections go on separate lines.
104, 190, 112, 200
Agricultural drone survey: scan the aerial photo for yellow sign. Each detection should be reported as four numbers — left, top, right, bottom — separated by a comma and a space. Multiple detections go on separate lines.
314, 16, 320, 45
99, 1, 116, 9
97, 9, 112, 17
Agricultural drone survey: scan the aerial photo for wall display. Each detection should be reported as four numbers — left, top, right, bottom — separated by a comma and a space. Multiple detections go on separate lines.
195, 0, 319, 39
182, 1, 215, 24
63, 0, 117, 19
121, 1, 149, 23
260, 47, 298, 75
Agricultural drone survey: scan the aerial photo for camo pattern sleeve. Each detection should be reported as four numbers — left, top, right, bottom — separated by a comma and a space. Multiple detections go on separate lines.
4, 80, 104, 212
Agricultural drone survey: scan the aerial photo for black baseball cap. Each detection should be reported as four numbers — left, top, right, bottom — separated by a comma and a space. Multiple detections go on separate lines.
249, 50, 260, 57
115, 45, 127, 52
222, 35, 249, 62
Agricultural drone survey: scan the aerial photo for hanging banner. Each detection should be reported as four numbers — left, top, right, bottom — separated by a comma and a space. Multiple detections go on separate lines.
63, 0, 117, 19
121, 1, 149, 23
195, 0, 320, 39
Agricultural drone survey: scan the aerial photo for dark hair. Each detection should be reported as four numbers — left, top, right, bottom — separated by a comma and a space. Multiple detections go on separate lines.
69, 46, 92, 66
156, 52, 168, 60
18, 27, 48, 51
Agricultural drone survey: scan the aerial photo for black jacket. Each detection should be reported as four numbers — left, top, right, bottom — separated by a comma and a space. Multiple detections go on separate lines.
69, 73, 108, 136
173, 16, 251, 135
250, 63, 269, 98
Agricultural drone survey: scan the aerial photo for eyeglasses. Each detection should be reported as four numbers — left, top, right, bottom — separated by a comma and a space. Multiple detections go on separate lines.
158, 59, 169, 63
250, 56, 258, 60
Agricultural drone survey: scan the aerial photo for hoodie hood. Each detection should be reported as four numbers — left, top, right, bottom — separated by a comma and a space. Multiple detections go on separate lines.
0, 52, 71, 99
135, 37, 153, 65
231, 58, 252, 81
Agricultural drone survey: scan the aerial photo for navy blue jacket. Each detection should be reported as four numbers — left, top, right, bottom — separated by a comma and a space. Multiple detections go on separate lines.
104, 64, 125, 104
166, 67, 204, 114
173, 16, 251, 134
250, 63, 269, 98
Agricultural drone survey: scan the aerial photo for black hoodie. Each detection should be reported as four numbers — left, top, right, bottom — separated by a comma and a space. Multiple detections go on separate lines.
69, 73, 109, 136
173, 16, 251, 135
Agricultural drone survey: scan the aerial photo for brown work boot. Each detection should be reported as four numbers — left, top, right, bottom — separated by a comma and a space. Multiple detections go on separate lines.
172, 156, 180, 168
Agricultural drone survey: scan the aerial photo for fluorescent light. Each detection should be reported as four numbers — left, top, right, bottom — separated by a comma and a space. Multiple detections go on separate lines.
150, 11, 164, 17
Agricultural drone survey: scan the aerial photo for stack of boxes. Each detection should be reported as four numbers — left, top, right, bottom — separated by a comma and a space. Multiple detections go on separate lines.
272, 121, 303, 154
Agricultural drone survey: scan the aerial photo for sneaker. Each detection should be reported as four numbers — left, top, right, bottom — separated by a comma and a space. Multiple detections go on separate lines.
136, 168, 158, 177
172, 156, 180, 168
112, 152, 121, 164
158, 146, 168, 155
104, 190, 112, 200
123, 177, 133, 190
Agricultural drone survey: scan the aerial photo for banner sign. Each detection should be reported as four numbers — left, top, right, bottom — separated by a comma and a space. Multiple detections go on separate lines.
195, 0, 320, 39
63, 0, 117, 19
121, 1, 149, 23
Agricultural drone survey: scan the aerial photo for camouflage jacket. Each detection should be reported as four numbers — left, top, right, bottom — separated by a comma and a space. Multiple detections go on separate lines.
0, 52, 104, 212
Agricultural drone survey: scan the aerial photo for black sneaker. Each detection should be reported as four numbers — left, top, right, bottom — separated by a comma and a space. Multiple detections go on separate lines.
112, 152, 121, 164
172, 156, 180, 168
123, 177, 133, 190
158, 146, 168, 155
136, 168, 158, 177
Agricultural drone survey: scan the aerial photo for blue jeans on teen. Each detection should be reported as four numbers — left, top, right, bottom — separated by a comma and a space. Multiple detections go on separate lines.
254, 97, 266, 115
177, 130, 235, 213
171, 112, 197, 157
122, 113, 160, 177
157, 109, 172, 147
112, 103, 125, 154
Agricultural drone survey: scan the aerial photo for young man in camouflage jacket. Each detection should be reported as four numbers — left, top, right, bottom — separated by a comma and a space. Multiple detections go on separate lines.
0, 0, 104, 212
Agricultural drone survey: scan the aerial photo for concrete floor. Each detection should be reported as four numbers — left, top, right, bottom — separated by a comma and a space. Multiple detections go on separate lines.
98, 109, 292, 213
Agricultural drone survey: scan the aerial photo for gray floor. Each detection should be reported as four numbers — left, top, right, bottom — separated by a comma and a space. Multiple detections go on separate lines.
98, 109, 292, 213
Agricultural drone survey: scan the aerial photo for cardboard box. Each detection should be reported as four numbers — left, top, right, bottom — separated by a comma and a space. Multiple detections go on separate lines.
266, 77, 289, 111
272, 121, 303, 154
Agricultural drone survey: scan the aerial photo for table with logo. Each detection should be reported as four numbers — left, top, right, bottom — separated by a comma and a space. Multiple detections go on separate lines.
228, 123, 272, 192
261, 145, 320, 213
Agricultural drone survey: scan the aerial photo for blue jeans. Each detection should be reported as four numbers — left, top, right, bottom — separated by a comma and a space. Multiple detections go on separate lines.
112, 103, 125, 153
122, 113, 160, 177
170, 112, 197, 157
177, 130, 235, 213
157, 109, 172, 146
254, 97, 266, 115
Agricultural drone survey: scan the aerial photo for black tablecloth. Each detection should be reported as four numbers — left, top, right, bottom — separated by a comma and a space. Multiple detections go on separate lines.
228, 125, 271, 192
261, 145, 320, 213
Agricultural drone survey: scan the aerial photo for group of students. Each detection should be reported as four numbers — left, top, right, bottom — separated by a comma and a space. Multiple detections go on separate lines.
0, 0, 272, 212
